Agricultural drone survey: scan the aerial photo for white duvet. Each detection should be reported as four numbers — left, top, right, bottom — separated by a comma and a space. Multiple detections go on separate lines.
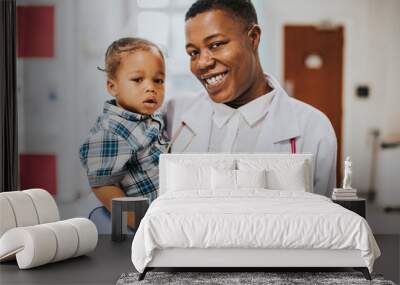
131, 190, 380, 273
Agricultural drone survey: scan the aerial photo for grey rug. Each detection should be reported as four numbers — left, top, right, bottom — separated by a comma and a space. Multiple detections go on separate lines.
116, 272, 396, 285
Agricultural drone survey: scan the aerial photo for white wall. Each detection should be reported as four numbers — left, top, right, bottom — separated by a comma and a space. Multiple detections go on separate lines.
17, 0, 78, 202
254, 0, 400, 195
18, 0, 133, 202
380, 0, 400, 135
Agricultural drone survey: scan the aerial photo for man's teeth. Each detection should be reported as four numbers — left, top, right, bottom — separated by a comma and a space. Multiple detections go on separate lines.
205, 73, 226, 86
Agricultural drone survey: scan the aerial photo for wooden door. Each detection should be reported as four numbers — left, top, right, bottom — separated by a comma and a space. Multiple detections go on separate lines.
284, 25, 344, 183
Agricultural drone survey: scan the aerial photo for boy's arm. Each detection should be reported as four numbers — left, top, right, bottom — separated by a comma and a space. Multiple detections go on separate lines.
92, 185, 136, 229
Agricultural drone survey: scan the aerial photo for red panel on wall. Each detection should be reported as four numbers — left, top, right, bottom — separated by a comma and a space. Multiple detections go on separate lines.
20, 154, 57, 195
17, 6, 55, 58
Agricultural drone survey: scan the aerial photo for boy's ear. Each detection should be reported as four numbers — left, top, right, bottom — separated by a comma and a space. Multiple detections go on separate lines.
107, 78, 118, 97
247, 24, 261, 51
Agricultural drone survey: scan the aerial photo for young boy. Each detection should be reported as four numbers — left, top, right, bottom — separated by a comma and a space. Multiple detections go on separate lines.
79, 38, 169, 223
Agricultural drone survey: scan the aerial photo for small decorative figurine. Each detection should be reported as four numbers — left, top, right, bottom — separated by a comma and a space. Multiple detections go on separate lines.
342, 156, 352, 189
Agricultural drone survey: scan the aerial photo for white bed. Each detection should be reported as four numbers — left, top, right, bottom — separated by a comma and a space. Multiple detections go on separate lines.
131, 153, 380, 280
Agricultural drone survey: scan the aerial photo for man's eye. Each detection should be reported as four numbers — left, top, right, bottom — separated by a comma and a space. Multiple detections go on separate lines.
187, 50, 199, 58
131, 78, 143, 83
209, 42, 224, 49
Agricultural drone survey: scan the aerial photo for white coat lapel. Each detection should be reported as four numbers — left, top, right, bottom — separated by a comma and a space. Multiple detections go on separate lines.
175, 95, 213, 152
255, 76, 301, 151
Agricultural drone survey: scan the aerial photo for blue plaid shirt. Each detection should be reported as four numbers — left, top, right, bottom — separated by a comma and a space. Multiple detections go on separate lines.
79, 100, 169, 201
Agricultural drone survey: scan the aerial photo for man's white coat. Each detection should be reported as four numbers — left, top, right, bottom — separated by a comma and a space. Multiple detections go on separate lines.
164, 75, 337, 196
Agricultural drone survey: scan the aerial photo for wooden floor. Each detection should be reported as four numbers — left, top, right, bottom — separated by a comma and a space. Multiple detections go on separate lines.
0, 235, 398, 285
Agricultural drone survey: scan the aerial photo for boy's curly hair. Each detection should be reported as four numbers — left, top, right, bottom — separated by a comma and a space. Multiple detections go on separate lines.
100, 37, 164, 79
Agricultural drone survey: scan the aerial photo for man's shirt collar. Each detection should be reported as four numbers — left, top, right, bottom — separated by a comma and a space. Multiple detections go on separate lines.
211, 80, 276, 128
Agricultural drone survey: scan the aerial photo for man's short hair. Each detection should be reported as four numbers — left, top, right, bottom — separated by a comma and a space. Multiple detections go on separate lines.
185, 0, 258, 28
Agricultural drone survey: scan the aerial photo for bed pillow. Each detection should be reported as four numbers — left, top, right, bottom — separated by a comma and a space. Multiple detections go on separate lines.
267, 162, 307, 191
162, 157, 236, 194
168, 162, 211, 191
237, 159, 310, 192
211, 168, 236, 190
236, 169, 267, 189
167, 159, 235, 192
211, 168, 267, 190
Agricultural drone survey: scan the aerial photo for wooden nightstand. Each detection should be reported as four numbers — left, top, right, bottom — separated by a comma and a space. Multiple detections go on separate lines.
332, 198, 366, 218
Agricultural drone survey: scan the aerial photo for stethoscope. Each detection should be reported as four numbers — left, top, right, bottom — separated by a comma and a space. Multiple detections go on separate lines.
166, 122, 194, 153
166, 121, 298, 154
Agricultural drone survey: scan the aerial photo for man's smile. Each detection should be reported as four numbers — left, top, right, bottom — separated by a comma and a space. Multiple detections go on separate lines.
201, 71, 229, 91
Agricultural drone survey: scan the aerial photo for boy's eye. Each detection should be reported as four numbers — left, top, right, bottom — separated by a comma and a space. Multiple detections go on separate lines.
154, 78, 164, 84
131, 78, 143, 83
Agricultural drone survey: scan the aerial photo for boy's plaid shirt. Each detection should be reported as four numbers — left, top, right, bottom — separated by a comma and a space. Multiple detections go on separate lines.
79, 100, 169, 201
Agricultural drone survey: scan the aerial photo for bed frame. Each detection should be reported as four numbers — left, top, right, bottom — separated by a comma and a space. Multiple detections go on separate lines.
139, 154, 371, 280
141, 248, 371, 280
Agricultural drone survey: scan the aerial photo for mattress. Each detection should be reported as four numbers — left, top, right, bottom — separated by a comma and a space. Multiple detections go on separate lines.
131, 190, 380, 273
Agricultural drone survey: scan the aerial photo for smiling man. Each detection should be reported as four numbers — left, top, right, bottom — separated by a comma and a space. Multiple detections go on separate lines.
165, 0, 337, 197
